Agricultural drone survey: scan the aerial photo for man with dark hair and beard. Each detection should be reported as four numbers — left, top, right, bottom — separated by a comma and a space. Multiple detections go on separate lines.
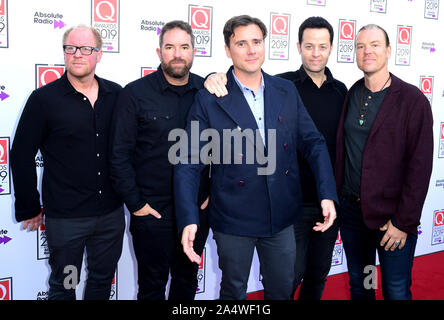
109, 20, 209, 300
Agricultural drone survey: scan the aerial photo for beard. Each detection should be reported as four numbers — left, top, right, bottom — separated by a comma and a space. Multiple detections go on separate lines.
161, 58, 193, 79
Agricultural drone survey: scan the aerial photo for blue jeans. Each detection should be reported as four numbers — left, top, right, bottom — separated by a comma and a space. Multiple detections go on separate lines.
213, 225, 296, 300
339, 195, 417, 300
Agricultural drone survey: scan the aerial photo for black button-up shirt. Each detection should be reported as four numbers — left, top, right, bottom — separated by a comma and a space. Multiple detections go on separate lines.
10, 73, 123, 221
110, 65, 208, 219
277, 66, 347, 205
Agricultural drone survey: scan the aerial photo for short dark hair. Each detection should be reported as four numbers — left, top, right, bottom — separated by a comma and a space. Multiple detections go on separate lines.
223, 15, 267, 47
298, 16, 334, 45
357, 24, 390, 47
159, 20, 195, 48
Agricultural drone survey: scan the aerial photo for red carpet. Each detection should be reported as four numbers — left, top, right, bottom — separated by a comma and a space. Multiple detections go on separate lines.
247, 251, 444, 300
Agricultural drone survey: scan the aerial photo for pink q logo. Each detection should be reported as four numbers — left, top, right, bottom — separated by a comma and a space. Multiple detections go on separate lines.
272, 15, 288, 35
94, 0, 117, 23
435, 210, 444, 227
0, 140, 6, 164
190, 7, 210, 30
441, 123, 444, 140
398, 27, 411, 44
0, 279, 11, 300
37, 66, 65, 88
421, 77, 433, 94
142, 69, 156, 77
340, 21, 355, 40
0, 0, 4, 15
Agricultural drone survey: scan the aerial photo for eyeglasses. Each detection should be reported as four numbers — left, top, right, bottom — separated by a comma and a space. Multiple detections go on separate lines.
63, 45, 100, 55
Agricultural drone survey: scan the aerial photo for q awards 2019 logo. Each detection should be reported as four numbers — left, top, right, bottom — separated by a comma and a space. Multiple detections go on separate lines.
337, 19, 356, 63
92, 0, 120, 53
188, 5, 212, 57
35, 65, 65, 89
395, 25, 412, 66
0, 0, 9, 48
269, 13, 290, 60
0, 277, 12, 300
420, 76, 434, 105
109, 270, 117, 300
438, 122, 444, 158
141, 67, 156, 78
0, 137, 10, 196
331, 231, 344, 266
432, 209, 444, 245
370, 0, 387, 13
424, 0, 439, 19
37, 219, 49, 260
196, 248, 206, 294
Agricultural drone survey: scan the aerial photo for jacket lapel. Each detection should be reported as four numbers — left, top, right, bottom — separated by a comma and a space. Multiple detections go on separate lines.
216, 68, 259, 132
368, 73, 401, 140
263, 72, 285, 132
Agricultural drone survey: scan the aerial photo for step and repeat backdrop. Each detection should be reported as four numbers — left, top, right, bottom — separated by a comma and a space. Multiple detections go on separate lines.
0, 0, 443, 300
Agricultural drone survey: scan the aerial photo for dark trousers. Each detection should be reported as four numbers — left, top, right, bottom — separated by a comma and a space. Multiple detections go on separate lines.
129, 209, 209, 300
339, 195, 417, 300
45, 206, 125, 300
293, 205, 339, 300
213, 225, 296, 300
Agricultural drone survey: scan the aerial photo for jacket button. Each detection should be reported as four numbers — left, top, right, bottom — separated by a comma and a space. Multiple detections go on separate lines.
278, 116, 283, 122
285, 170, 289, 176
238, 180, 245, 187
284, 143, 289, 150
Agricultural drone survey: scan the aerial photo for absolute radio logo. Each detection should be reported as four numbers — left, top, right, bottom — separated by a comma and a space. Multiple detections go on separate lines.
35, 64, 65, 89
0, 84, 10, 102
269, 13, 290, 60
92, 0, 120, 53
331, 231, 344, 266
420, 76, 434, 105
395, 25, 412, 65
33, 10, 66, 29
36, 290, 48, 300
37, 218, 49, 260
370, 0, 387, 13
188, 5, 212, 57
438, 122, 444, 158
0, 277, 12, 300
337, 19, 356, 63
424, 0, 439, 19
0, 0, 8, 48
431, 209, 444, 245
141, 67, 156, 78
196, 248, 206, 294
0, 228, 11, 245
0, 137, 10, 195
140, 19, 164, 34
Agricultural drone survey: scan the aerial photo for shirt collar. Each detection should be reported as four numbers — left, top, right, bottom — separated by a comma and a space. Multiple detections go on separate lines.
155, 64, 200, 92
297, 65, 335, 85
232, 69, 265, 94
59, 72, 113, 96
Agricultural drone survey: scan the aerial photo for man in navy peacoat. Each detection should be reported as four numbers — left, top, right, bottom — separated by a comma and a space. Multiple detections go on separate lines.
174, 15, 337, 300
